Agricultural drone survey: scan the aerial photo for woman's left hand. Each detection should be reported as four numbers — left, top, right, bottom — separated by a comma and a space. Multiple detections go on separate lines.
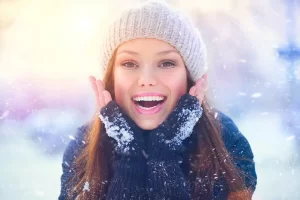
189, 74, 208, 105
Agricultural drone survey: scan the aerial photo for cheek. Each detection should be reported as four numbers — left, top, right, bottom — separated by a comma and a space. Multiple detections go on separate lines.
164, 71, 188, 98
161, 69, 188, 114
114, 82, 125, 104
113, 70, 132, 106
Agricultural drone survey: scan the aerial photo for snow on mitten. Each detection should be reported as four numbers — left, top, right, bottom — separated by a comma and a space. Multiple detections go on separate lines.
99, 100, 145, 157
99, 101, 147, 200
147, 93, 203, 159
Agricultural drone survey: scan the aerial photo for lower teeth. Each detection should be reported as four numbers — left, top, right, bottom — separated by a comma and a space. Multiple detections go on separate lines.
137, 104, 160, 110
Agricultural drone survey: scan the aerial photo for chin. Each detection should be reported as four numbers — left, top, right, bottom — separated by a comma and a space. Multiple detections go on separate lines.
135, 119, 162, 130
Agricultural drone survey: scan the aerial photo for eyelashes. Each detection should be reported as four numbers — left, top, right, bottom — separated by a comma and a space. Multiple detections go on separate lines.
120, 60, 177, 69
121, 61, 137, 69
159, 61, 176, 68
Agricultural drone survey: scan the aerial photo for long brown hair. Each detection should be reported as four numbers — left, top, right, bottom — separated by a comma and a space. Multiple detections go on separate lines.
67, 51, 251, 200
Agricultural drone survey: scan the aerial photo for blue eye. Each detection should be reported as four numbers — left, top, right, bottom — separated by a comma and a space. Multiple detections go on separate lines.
159, 61, 176, 68
122, 62, 138, 69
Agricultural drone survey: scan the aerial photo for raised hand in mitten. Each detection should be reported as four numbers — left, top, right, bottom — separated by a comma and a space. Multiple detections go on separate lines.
146, 94, 203, 200
148, 93, 203, 155
99, 101, 147, 200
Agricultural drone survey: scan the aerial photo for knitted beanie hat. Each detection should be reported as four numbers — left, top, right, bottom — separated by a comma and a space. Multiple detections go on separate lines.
100, 0, 207, 82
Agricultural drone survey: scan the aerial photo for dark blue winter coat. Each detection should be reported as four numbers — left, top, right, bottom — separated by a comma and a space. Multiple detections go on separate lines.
58, 111, 257, 199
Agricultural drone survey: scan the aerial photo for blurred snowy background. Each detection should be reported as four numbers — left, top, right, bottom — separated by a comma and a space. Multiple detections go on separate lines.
0, 0, 300, 199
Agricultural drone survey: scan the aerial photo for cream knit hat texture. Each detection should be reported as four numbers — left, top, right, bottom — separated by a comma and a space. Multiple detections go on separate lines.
100, 0, 207, 82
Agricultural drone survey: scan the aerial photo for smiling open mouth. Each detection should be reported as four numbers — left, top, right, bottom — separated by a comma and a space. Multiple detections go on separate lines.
132, 96, 166, 110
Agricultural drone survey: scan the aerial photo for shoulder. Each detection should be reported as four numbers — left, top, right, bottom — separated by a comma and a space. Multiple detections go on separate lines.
59, 124, 89, 199
215, 110, 257, 190
62, 124, 89, 164
216, 111, 252, 156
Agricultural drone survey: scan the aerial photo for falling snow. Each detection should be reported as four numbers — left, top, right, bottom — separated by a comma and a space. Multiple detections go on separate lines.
238, 92, 247, 96
214, 112, 219, 119
1, 1, 300, 200
251, 93, 262, 98
68, 135, 76, 140
83, 181, 90, 192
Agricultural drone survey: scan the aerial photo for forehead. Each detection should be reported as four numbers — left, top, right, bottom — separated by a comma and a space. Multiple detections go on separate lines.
116, 38, 179, 55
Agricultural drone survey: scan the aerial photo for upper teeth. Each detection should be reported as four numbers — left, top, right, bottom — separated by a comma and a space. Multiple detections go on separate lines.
133, 96, 164, 101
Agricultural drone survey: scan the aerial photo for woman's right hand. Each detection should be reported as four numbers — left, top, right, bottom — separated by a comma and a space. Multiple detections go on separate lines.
89, 76, 112, 110
90, 76, 145, 156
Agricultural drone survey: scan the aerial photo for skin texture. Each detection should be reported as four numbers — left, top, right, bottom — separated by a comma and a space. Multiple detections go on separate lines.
90, 38, 207, 130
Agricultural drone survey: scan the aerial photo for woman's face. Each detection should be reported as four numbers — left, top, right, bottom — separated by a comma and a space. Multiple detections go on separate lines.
113, 38, 188, 130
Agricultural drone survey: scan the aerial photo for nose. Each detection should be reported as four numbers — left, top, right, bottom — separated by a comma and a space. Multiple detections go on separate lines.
138, 67, 157, 87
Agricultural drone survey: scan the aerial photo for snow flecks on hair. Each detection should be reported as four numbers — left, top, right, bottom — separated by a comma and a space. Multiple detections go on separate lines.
83, 181, 90, 192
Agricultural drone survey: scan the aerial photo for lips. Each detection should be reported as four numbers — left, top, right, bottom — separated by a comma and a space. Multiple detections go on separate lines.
132, 93, 166, 115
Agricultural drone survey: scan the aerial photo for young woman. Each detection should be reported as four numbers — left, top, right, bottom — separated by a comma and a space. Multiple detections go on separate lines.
59, 1, 257, 199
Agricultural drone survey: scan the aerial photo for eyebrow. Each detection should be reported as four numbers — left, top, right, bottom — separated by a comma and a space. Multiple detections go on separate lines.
117, 49, 179, 56
157, 50, 179, 55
